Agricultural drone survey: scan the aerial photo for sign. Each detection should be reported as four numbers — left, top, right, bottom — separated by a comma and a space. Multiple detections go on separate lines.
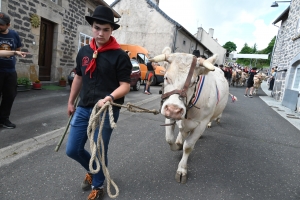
232, 53, 269, 59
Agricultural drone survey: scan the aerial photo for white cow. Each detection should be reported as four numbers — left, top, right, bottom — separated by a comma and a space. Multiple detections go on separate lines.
151, 48, 229, 183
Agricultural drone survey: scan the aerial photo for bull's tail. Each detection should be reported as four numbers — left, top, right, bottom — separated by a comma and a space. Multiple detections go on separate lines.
229, 93, 237, 102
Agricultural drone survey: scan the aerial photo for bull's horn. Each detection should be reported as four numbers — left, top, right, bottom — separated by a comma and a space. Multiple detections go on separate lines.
202, 60, 215, 71
149, 54, 167, 62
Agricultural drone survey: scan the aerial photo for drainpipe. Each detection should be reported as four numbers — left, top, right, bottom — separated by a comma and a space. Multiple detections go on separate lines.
172, 25, 182, 53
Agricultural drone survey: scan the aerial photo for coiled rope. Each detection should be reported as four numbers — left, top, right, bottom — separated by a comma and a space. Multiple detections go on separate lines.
87, 101, 159, 198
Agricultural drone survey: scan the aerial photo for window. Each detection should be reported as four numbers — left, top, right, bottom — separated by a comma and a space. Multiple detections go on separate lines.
292, 65, 300, 91
78, 33, 92, 51
183, 40, 186, 45
85, 8, 94, 25
131, 60, 140, 72
137, 53, 146, 64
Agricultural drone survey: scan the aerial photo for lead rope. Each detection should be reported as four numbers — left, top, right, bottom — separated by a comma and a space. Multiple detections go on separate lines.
87, 101, 159, 199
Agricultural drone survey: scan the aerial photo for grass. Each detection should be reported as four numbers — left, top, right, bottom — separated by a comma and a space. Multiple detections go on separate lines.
42, 85, 67, 90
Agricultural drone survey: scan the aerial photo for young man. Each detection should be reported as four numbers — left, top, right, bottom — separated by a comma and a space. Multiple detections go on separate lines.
0, 12, 22, 129
65, 6, 132, 200
244, 67, 257, 98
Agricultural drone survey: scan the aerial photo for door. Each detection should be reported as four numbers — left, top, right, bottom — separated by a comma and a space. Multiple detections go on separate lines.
38, 18, 54, 81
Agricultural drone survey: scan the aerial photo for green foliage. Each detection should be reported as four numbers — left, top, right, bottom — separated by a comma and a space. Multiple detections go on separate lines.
17, 77, 31, 86
223, 41, 237, 53
253, 43, 257, 53
236, 37, 276, 68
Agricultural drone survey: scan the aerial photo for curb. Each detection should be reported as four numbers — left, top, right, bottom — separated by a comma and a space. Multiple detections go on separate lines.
0, 127, 65, 167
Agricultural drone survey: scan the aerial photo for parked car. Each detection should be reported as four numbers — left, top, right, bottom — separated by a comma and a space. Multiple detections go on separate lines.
130, 59, 141, 91
67, 59, 141, 91
120, 44, 165, 86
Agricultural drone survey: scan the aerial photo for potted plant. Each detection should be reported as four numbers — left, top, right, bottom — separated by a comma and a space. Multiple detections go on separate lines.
59, 76, 67, 87
32, 79, 42, 90
17, 77, 31, 92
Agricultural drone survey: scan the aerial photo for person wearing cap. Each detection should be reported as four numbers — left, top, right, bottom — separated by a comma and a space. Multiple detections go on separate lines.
0, 12, 22, 129
244, 67, 257, 98
65, 5, 132, 200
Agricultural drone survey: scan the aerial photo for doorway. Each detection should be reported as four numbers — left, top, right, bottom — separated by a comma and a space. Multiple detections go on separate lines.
38, 18, 54, 81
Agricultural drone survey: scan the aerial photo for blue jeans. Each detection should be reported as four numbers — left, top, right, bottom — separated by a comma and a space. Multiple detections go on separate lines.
66, 106, 120, 188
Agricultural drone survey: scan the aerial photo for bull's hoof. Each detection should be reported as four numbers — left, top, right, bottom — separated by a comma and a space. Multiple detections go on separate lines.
175, 172, 187, 184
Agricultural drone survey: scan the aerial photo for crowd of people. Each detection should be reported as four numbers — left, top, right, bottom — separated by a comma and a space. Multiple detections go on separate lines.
213, 63, 271, 98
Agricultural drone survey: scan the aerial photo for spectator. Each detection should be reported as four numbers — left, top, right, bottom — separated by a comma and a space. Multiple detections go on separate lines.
244, 67, 257, 98
0, 12, 22, 129
144, 61, 157, 94
269, 67, 277, 91
226, 66, 233, 86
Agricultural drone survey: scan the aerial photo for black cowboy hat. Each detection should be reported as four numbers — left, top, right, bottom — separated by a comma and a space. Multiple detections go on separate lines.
85, 5, 120, 30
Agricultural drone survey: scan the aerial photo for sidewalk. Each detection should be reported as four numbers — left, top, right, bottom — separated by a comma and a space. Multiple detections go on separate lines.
259, 81, 300, 131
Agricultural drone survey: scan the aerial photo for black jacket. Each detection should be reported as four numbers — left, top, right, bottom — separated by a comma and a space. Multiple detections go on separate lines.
75, 45, 132, 107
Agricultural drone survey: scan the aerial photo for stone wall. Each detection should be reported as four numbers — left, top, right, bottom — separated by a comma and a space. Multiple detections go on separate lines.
3, 0, 92, 81
271, 0, 300, 101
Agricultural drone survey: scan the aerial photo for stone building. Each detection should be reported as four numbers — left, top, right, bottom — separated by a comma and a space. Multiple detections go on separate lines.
0, 0, 120, 82
110, 0, 226, 64
271, 0, 300, 112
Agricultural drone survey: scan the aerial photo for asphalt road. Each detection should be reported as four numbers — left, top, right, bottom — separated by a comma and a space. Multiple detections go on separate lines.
0, 85, 160, 149
0, 85, 300, 200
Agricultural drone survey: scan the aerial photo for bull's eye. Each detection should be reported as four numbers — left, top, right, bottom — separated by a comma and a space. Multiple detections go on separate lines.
164, 76, 169, 84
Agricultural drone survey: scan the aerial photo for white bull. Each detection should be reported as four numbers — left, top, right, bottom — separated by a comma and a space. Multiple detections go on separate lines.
151, 48, 229, 183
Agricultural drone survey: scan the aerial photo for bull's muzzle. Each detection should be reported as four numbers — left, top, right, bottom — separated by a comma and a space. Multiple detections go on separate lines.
164, 104, 184, 120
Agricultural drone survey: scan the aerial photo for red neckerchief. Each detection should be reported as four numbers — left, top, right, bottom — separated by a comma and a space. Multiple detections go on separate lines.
85, 36, 120, 78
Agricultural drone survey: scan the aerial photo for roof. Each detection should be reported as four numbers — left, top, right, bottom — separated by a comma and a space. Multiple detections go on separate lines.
110, 0, 211, 52
144, 0, 211, 51
272, 6, 290, 24
90, 0, 121, 18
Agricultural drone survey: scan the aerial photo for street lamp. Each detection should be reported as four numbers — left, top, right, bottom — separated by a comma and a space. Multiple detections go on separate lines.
271, 1, 291, 7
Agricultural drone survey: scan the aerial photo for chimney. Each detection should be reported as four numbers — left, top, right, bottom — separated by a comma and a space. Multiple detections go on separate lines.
151, 0, 159, 6
209, 28, 214, 38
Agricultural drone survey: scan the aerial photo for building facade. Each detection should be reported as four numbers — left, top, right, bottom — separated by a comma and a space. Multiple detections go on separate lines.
110, 0, 226, 64
271, 0, 300, 112
0, 0, 119, 82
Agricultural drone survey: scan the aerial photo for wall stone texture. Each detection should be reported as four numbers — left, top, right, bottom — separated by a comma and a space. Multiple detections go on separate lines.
4, 0, 91, 82
271, 0, 300, 101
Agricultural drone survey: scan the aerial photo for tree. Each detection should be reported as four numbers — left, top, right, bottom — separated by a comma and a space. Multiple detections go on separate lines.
223, 41, 237, 53
253, 43, 257, 53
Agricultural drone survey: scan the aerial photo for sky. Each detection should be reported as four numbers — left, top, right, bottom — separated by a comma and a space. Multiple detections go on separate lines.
105, 0, 290, 52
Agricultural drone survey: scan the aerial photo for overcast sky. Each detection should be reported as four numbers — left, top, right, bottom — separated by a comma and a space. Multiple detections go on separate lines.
105, 0, 289, 52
